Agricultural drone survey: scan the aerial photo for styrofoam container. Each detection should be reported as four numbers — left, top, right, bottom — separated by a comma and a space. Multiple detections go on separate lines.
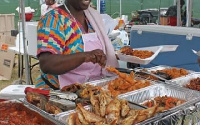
0, 85, 35, 100
116, 46, 163, 65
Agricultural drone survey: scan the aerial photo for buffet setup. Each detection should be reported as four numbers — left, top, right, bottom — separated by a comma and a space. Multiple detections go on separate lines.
1, 46, 200, 125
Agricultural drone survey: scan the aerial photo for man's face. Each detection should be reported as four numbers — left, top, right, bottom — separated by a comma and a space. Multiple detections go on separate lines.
45, 0, 54, 5
67, 0, 91, 10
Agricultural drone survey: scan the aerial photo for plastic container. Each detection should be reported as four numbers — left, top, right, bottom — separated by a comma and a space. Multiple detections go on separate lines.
25, 13, 33, 21
0, 85, 35, 100
20, 13, 33, 21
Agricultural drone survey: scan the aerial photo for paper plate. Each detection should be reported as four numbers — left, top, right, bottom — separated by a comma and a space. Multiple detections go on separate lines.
116, 46, 163, 65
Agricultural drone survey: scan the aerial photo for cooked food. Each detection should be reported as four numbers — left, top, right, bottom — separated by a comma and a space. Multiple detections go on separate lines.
26, 92, 62, 114
45, 102, 62, 115
26, 92, 48, 110
119, 46, 154, 59
141, 68, 189, 80
0, 102, 55, 125
61, 83, 101, 99
185, 77, 200, 91
107, 67, 151, 96
67, 91, 158, 125
143, 96, 185, 112
61, 83, 83, 93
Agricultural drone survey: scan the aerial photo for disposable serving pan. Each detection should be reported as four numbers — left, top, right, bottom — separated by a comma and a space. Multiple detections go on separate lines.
118, 83, 200, 125
134, 65, 194, 82
87, 75, 158, 96
172, 72, 200, 90
0, 99, 64, 125
116, 46, 163, 65
154, 101, 200, 125
55, 102, 148, 125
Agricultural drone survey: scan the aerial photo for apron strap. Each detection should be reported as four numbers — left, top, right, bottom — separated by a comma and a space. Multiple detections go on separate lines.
41, 75, 59, 90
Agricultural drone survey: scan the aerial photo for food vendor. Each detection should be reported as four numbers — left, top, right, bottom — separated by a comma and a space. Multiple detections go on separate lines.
36, 0, 119, 90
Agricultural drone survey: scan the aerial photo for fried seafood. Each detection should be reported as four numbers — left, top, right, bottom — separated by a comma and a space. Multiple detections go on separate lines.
119, 46, 154, 59
26, 92, 64, 114
67, 91, 159, 125
77, 103, 104, 123
61, 83, 101, 99
26, 92, 48, 110
107, 67, 151, 96
141, 68, 189, 80
61, 83, 83, 92
143, 96, 185, 112
44, 102, 62, 114
152, 68, 188, 79
120, 100, 130, 117
185, 77, 200, 91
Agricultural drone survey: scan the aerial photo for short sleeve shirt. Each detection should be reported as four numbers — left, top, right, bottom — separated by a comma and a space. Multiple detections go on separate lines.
35, 8, 95, 89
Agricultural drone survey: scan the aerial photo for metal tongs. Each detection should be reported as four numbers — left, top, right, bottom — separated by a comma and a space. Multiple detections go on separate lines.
134, 68, 171, 82
25, 87, 78, 101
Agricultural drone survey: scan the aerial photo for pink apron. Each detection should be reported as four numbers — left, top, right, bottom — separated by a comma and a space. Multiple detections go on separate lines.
58, 32, 104, 88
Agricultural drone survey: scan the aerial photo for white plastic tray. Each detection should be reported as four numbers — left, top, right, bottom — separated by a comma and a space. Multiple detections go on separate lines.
116, 46, 163, 65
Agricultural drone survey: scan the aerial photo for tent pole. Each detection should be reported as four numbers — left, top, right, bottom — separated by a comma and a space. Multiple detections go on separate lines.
177, 0, 181, 26
20, 0, 31, 85
186, 0, 192, 27
97, 0, 100, 13
120, 0, 122, 18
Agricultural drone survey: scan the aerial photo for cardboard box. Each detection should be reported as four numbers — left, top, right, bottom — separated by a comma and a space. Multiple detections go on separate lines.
0, 14, 16, 80
0, 14, 15, 36
0, 34, 15, 47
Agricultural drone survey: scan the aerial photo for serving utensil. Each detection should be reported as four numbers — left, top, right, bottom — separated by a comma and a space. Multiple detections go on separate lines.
25, 87, 78, 101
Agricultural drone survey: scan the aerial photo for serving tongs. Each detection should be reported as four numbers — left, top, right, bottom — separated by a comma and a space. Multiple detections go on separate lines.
25, 87, 78, 101
128, 101, 148, 109
134, 68, 171, 82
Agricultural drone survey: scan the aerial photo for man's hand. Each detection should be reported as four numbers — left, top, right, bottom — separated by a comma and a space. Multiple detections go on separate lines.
84, 49, 107, 67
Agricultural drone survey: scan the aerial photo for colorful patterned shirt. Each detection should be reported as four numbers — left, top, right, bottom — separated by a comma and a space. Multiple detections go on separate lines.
35, 8, 95, 89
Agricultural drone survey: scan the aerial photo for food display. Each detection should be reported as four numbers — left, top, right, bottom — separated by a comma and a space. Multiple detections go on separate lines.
185, 77, 200, 91
67, 91, 158, 125
107, 67, 151, 96
0, 102, 55, 125
61, 83, 101, 99
120, 46, 154, 59
140, 67, 189, 80
143, 96, 185, 112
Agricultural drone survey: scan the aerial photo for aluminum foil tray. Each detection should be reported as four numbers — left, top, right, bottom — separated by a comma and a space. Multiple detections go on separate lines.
134, 65, 194, 81
172, 72, 200, 90
118, 84, 200, 124
154, 101, 200, 125
55, 105, 91, 125
55, 101, 147, 125
0, 99, 64, 125
87, 75, 158, 96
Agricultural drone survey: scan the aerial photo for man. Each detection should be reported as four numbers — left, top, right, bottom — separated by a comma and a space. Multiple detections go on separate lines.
41, 0, 58, 16
165, 0, 186, 26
